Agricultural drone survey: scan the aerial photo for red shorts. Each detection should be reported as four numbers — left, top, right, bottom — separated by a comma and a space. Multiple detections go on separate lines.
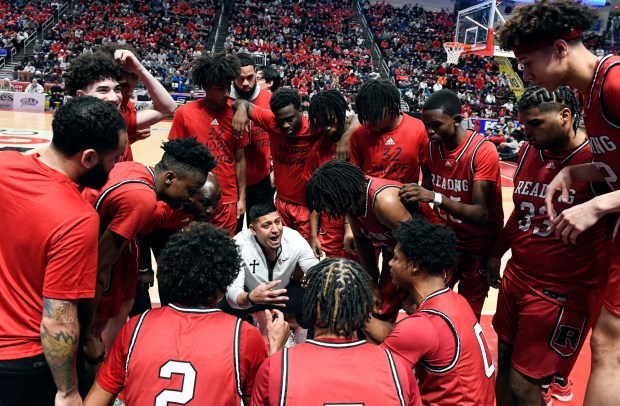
446, 252, 489, 315
98, 239, 139, 320
318, 214, 346, 258
209, 202, 237, 237
493, 269, 595, 380
275, 197, 310, 241
604, 237, 620, 317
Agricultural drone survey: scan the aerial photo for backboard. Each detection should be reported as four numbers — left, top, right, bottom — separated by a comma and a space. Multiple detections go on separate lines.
455, 0, 514, 58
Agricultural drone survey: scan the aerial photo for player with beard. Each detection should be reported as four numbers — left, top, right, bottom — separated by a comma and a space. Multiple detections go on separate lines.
0, 97, 127, 406
169, 52, 249, 237
230, 54, 274, 233
80, 138, 215, 387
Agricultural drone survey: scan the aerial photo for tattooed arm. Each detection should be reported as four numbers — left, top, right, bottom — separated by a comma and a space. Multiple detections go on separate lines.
41, 297, 83, 406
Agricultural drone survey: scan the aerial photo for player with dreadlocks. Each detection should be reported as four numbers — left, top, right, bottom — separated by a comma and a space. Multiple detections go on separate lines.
485, 84, 609, 406
369, 218, 495, 405
306, 160, 439, 321
251, 258, 421, 405
304, 90, 360, 258
499, 2, 620, 403
399, 89, 503, 320
169, 52, 248, 238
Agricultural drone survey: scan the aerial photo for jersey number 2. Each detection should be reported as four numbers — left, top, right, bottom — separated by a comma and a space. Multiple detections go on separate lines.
155, 360, 197, 406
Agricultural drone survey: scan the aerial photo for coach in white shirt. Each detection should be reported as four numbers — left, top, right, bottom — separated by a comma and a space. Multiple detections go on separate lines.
223, 202, 319, 319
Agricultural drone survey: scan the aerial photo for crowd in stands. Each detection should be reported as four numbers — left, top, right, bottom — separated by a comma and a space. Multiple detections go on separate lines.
228, 0, 379, 106
0, 0, 57, 60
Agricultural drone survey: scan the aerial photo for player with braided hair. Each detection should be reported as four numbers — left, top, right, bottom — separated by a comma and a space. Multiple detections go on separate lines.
399, 89, 503, 320
306, 160, 439, 320
80, 138, 216, 381
251, 258, 421, 405
485, 84, 609, 406
500, 2, 620, 403
86, 222, 267, 405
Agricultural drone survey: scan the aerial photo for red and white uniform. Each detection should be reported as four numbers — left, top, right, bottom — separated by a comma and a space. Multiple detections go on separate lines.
0, 153, 99, 360
168, 100, 249, 236
119, 100, 137, 162
83, 162, 158, 320
427, 131, 503, 315
97, 305, 267, 405
383, 288, 496, 406
350, 114, 429, 184
251, 107, 320, 240
252, 337, 421, 406
582, 54, 620, 316
236, 89, 272, 186
493, 141, 608, 379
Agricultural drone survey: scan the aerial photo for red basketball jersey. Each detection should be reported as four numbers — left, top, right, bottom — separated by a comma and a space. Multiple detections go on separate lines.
240, 89, 272, 185
509, 141, 608, 292
97, 305, 267, 405
350, 114, 429, 184
427, 131, 503, 252
118, 100, 137, 162
583, 55, 620, 193
252, 338, 421, 406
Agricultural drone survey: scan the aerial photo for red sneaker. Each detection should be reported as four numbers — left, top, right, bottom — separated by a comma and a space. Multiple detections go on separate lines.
541, 387, 553, 406
549, 378, 574, 402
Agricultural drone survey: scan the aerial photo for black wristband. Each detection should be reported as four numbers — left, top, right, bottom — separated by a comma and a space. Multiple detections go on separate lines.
247, 290, 257, 306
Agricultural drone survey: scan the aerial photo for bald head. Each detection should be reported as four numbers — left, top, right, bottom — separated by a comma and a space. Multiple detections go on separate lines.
185, 172, 221, 220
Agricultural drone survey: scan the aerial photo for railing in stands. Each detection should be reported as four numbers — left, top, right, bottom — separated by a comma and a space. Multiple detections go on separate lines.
0, 57, 4, 69
211, 2, 225, 53
42, 14, 54, 34
10, 47, 17, 61
352, 0, 393, 83
23, 32, 37, 54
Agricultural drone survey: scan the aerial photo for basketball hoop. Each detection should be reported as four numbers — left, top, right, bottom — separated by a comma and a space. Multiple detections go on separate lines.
443, 42, 471, 65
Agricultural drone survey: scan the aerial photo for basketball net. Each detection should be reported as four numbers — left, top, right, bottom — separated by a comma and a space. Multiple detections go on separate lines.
443, 42, 471, 65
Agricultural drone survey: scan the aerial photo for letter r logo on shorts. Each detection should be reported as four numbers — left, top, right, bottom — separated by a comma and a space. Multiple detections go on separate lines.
549, 306, 588, 358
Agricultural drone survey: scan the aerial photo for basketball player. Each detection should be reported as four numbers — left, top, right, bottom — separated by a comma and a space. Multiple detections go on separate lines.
81, 138, 215, 362
498, 2, 620, 403
487, 86, 608, 406
375, 218, 496, 405
85, 223, 267, 406
168, 52, 248, 237
306, 160, 439, 319
252, 259, 421, 406
230, 53, 273, 232
0, 97, 127, 406
399, 89, 503, 319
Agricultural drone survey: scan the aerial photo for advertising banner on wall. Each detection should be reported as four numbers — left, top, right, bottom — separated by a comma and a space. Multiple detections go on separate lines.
12, 92, 45, 112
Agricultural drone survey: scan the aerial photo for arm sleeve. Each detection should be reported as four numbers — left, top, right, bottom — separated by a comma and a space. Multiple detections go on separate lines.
105, 188, 158, 241
381, 315, 439, 369
602, 65, 620, 122
240, 324, 268, 396
43, 212, 99, 299
96, 316, 139, 394
167, 107, 186, 140
473, 141, 500, 182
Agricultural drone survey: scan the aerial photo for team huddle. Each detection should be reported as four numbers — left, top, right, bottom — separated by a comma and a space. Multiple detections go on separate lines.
2, 1, 620, 405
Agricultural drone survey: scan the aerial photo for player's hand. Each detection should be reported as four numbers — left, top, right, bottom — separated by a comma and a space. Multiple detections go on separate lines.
265, 309, 290, 355
335, 134, 351, 161
55, 390, 83, 406
114, 49, 143, 75
551, 200, 601, 245
371, 283, 383, 316
250, 281, 288, 306
399, 183, 434, 204
343, 224, 356, 255
82, 336, 105, 365
544, 167, 573, 221
236, 199, 246, 219
135, 128, 152, 141
310, 236, 323, 259
232, 106, 249, 139
484, 256, 502, 289
138, 269, 155, 290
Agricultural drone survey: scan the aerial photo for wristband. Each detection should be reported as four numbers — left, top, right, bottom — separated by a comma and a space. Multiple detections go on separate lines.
139, 268, 154, 274
433, 192, 443, 206
247, 290, 257, 306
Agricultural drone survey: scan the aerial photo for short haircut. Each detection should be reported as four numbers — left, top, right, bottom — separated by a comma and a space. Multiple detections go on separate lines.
64, 53, 123, 96
257, 65, 281, 91
236, 52, 255, 69
157, 222, 241, 306
394, 219, 457, 277
517, 85, 581, 131
191, 52, 240, 89
308, 90, 349, 137
303, 258, 374, 339
423, 89, 462, 116
155, 138, 217, 179
269, 87, 301, 113
247, 202, 278, 224
306, 160, 366, 218
51, 96, 125, 156
355, 79, 401, 125
497, 0, 597, 50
